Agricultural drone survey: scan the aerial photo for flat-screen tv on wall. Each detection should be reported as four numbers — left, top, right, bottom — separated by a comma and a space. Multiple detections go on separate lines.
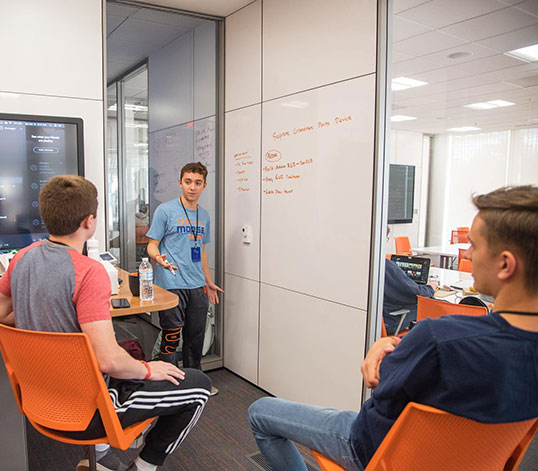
388, 164, 415, 224
0, 113, 84, 252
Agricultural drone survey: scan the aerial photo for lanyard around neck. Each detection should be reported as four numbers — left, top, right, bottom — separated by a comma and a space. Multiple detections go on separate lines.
495, 310, 538, 317
180, 197, 199, 247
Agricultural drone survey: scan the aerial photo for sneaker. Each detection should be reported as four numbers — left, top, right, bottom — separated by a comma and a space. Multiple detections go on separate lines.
76, 450, 127, 471
210, 385, 219, 396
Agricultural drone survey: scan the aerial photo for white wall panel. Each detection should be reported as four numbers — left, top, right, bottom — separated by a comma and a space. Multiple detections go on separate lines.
224, 105, 261, 281
261, 77, 375, 308
0, 0, 103, 101
223, 274, 259, 384
149, 32, 193, 133
259, 284, 366, 410
194, 22, 217, 121
0, 92, 106, 246
263, 0, 376, 100
225, 0, 262, 111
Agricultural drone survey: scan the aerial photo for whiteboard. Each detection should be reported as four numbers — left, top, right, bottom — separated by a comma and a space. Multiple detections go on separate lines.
260, 76, 376, 309
149, 116, 217, 268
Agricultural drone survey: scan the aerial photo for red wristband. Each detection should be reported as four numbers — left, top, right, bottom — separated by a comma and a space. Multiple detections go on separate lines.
152, 253, 160, 262
141, 360, 151, 380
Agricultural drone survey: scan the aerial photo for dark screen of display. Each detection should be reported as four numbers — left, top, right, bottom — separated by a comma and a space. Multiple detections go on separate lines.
0, 119, 79, 252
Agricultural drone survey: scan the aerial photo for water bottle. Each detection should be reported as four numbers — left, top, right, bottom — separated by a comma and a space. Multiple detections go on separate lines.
139, 257, 154, 301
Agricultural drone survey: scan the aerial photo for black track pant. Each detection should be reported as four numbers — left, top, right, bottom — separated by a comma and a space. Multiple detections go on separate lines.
65, 369, 211, 466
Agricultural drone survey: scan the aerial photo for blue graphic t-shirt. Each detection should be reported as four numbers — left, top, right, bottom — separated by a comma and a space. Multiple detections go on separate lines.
146, 198, 210, 290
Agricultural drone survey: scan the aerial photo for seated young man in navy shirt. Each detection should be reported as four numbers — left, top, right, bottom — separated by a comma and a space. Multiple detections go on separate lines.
248, 185, 538, 471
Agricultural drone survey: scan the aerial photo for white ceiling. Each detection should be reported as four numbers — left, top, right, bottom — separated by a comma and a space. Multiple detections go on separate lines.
107, 0, 538, 134
391, 0, 538, 134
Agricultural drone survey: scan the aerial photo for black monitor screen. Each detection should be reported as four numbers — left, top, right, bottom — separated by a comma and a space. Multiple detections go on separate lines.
0, 113, 84, 252
388, 164, 415, 224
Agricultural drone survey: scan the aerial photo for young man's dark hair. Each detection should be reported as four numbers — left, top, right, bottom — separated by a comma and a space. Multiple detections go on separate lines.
179, 161, 208, 182
39, 175, 98, 236
473, 185, 538, 290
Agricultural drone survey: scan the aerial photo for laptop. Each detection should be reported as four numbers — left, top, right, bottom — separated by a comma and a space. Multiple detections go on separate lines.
390, 254, 431, 284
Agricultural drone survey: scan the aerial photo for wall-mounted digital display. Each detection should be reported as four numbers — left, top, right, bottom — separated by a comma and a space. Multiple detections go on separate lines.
388, 164, 415, 224
0, 113, 84, 252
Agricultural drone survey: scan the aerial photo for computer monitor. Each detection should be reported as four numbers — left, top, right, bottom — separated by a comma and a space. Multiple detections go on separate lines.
390, 254, 431, 284
0, 113, 84, 252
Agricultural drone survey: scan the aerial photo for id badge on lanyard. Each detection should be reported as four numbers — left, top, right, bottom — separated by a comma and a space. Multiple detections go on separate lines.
191, 246, 201, 262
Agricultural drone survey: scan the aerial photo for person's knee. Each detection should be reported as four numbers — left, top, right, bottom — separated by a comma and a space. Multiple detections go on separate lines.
248, 397, 274, 431
183, 367, 212, 393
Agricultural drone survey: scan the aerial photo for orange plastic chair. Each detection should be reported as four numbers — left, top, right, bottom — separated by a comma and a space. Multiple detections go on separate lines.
459, 259, 473, 273
312, 402, 538, 471
0, 323, 155, 471
394, 236, 412, 256
416, 295, 487, 321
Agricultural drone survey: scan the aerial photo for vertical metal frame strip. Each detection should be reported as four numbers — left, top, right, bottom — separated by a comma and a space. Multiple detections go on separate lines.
363, 0, 392, 401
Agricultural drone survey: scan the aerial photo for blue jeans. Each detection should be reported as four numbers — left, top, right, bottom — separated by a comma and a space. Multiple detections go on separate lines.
248, 397, 364, 471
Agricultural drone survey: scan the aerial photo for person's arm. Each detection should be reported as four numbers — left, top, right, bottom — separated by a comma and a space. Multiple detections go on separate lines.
201, 244, 223, 304
0, 292, 14, 326
80, 319, 185, 384
147, 238, 177, 271
361, 336, 401, 388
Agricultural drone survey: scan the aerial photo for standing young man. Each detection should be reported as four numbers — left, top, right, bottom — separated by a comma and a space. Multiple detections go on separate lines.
146, 162, 222, 396
248, 185, 538, 471
0, 175, 211, 471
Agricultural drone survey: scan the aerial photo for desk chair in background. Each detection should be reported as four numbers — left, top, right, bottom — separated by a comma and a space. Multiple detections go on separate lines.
312, 402, 538, 471
0, 323, 155, 471
451, 229, 469, 244
459, 259, 473, 273
416, 295, 487, 321
394, 236, 412, 256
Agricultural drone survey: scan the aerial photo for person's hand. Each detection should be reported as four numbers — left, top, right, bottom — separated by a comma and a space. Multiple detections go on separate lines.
147, 360, 185, 385
155, 254, 178, 271
207, 282, 224, 304
427, 281, 439, 291
361, 337, 401, 389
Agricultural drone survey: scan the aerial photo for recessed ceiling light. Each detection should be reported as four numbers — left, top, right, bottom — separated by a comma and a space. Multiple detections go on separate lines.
448, 51, 472, 60
505, 43, 538, 63
447, 126, 481, 132
391, 77, 428, 91
464, 100, 515, 110
391, 115, 417, 122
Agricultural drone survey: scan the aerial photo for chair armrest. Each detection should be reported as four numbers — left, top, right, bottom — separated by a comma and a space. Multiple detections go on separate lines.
388, 309, 410, 336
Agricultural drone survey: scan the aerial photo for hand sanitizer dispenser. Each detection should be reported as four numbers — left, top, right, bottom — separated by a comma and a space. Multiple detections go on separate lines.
87, 238, 118, 294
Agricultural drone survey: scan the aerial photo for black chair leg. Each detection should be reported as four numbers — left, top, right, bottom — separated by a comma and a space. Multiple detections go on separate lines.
88, 445, 97, 471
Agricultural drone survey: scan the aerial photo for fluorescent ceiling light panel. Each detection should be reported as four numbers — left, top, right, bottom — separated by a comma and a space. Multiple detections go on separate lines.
505, 44, 538, 63
447, 126, 481, 132
281, 100, 309, 109
464, 100, 515, 110
391, 77, 428, 91
391, 115, 417, 122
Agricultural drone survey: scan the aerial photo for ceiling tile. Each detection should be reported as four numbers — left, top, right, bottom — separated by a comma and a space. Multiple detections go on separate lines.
107, 15, 125, 36
397, 0, 507, 29
440, 6, 538, 42
393, 30, 467, 56
107, 3, 139, 17
477, 24, 538, 52
419, 42, 498, 67
393, 0, 434, 14
132, 8, 204, 28
409, 66, 472, 84
454, 53, 524, 74
515, 0, 538, 16
392, 56, 443, 75
392, 50, 414, 63
393, 16, 432, 42
109, 18, 190, 46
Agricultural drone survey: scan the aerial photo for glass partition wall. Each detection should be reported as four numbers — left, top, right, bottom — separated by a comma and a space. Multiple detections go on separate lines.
105, 1, 221, 369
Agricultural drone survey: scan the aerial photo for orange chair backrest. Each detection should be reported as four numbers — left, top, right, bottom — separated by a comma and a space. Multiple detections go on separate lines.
365, 402, 538, 471
394, 237, 412, 255
0, 323, 133, 448
451, 230, 469, 244
416, 295, 487, 321
459, 259, 472, 273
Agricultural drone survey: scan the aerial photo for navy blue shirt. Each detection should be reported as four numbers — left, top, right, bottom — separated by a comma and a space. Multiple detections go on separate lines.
383, 259, 434, 334
351, 312, 538, 467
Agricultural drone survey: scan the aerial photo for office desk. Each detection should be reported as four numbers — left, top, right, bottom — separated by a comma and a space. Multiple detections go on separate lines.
110, 268, 178, 316
413, 243, 470, 269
